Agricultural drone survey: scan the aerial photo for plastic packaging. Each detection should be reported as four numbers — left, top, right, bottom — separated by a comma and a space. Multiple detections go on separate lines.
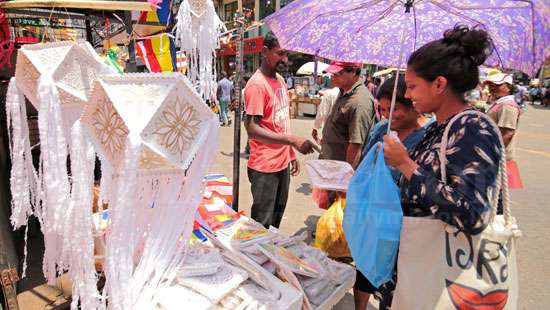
312, 187, 330, 210
313, 197, 351, 258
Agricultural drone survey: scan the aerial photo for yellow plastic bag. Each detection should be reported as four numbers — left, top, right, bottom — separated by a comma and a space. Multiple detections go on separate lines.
314, 196, 351, 258
211, 104, 220, 114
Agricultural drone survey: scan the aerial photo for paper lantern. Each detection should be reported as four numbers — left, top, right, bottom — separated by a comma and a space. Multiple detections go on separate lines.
81, 73, 215, 172
188, 0, 208, 17
79, 73, 219, 308
175, 0, 225, 99
14, 40, 112, 128
7, 41, 112, 306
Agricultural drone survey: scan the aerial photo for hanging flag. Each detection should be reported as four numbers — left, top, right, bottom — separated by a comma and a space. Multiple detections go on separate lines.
139, 0, 173, 25
135, 34, 177, 73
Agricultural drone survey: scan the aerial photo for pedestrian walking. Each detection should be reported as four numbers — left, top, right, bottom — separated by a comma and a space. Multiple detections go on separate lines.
217, 72, 233, 126
365, 75, 376, 95
311, 82, 339, 144
286, 74, 294, 89
244, 32, 316, 228
484, 73, 523, 191
543, 85, 550, 107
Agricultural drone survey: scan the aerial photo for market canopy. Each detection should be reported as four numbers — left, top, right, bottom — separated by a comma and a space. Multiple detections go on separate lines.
372, 67, 404, 78
296, 61, 330, 75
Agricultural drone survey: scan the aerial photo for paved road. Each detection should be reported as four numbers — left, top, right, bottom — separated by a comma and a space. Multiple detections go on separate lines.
508, 104, 550, 309
212, 104, 550, 309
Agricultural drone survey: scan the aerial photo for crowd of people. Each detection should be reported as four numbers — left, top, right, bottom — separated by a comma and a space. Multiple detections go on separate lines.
211, 24, 525, 309
524, 81, 550, 107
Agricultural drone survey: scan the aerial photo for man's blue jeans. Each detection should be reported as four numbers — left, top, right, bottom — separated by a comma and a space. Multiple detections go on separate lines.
219, 99, 229, 125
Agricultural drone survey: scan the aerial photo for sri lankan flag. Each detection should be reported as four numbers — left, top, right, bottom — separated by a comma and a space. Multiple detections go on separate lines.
135, 34, 177, 72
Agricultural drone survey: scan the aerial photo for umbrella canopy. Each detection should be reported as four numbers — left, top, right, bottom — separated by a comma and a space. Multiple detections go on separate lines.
296, 61, 330, 75
265, 0, 550, 76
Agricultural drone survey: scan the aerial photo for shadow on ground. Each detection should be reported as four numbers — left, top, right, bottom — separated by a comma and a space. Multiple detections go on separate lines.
291, 215, 319, 246
296, 183, 312, 196
530, 104, 549, 110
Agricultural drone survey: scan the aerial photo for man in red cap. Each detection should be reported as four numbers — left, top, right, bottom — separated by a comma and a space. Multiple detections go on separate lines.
320, 61, 376, 168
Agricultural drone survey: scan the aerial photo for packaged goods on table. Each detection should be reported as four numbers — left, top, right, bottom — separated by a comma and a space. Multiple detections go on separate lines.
157, 241, 300, 310
96, 174, 353, 309
196, 175, 355, 309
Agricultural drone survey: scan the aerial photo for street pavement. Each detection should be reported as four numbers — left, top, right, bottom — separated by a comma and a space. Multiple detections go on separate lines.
211, 104, 550, 309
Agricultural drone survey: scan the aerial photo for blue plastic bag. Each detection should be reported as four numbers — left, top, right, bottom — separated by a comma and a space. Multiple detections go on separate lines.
343, 142, 403, 288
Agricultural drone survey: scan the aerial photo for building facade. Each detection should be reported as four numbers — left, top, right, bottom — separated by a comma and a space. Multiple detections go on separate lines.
214, 0, 309, 77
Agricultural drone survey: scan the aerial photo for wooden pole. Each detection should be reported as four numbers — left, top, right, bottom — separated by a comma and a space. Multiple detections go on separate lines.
232, 0, 244, 211
84, 13, 94, 44
123, 10, 137, 73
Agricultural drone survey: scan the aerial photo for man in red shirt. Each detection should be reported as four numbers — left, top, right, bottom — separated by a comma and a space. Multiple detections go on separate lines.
244, 32, 316, 228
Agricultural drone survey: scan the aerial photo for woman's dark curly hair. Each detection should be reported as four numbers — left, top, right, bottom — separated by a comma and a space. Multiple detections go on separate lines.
407, 25, 494, 95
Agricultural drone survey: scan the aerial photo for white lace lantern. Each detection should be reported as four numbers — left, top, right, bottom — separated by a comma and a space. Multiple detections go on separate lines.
15, 41, 112, 131
81, 73, 215, 172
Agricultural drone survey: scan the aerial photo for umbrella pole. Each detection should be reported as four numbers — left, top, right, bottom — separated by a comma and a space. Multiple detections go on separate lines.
386, 25, 408, 135
232, 2, 244, 212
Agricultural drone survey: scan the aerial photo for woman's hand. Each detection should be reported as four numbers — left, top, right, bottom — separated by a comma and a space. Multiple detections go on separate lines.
383, 135, 418, 180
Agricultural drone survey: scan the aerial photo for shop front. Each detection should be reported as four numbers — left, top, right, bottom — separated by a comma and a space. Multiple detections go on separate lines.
217, 35, 263, 77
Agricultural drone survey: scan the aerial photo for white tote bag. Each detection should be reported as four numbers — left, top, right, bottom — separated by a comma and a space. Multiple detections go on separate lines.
392, 111, 521, 310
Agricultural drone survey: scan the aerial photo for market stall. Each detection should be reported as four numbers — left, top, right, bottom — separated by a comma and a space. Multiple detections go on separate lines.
1, 1, 356, 309
289, 76, 322, 118
192, 175, 355, 310
92, 174, 355, 310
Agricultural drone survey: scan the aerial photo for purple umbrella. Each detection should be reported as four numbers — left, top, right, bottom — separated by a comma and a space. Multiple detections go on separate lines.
265, 0, 550, 76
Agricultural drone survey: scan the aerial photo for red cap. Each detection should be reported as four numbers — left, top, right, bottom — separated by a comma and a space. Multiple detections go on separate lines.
323, 60, 362, 74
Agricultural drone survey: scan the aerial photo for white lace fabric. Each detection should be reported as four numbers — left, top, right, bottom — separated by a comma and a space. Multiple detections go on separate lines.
178, 245, 224, 277
175, 0, 226, 99
7, 41, 113, 308
156, 285, 213, 310
177, 262, 248, 303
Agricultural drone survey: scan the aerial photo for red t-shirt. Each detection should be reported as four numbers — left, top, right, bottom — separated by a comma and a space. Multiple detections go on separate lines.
245, 70, 295, 173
